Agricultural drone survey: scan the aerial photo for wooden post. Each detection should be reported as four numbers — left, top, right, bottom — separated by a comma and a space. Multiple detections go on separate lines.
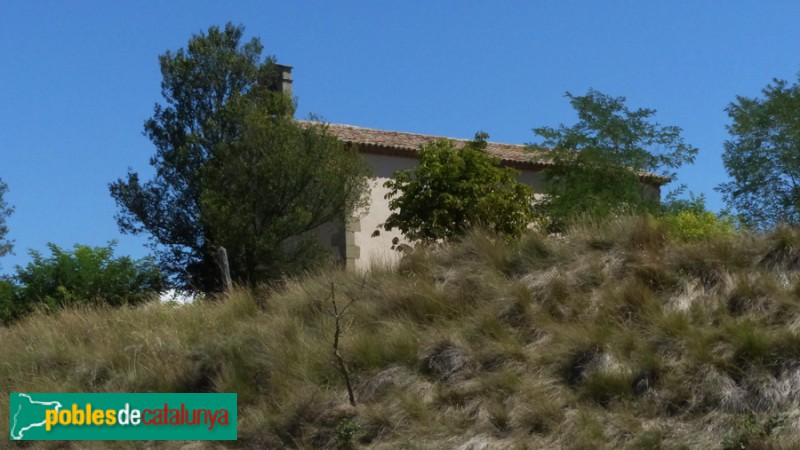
217, 246, 232, 292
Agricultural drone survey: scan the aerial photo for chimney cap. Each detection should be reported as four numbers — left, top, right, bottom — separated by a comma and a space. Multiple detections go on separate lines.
275, 63, 292, 95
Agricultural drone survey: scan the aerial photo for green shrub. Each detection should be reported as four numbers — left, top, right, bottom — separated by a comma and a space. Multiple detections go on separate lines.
659, 210, 736, 242
4, 242, 163, 323
381, 133, 535, 244
658, 193, 737, 242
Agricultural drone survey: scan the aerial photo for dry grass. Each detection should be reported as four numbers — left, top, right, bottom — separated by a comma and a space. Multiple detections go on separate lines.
4, 216, 800, 448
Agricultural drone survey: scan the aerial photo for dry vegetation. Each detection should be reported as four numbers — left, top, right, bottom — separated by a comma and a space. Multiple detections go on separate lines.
4, 217, 800, 449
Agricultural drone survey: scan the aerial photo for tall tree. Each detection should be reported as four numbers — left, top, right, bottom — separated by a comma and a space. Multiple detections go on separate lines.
200, 94, 370, 285
532, 90, 697, 231
109, 23, 288, 291
0, 178, 13, 264
718, 77, 800, 228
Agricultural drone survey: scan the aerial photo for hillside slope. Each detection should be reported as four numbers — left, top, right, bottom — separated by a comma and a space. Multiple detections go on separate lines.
3, 217, 800, 449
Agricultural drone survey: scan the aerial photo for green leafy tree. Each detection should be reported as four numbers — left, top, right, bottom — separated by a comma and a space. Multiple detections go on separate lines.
381, 133, 535, 244
0, 242, 163, 325
200, 95, 370, 285
109, 23, 289, 291
532, 90, 698, 231
718, 76, 800, 228
0, 178, 13, 264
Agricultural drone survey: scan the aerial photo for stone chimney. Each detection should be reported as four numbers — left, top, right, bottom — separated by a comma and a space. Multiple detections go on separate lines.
275, 64, 293, 96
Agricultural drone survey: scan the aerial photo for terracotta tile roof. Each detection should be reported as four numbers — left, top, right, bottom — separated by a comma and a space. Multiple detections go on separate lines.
301, 121, 669, 185
316, 121, 547, 165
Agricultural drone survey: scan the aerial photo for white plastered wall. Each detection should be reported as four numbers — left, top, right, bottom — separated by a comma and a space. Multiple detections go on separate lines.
351, 153, 419, 272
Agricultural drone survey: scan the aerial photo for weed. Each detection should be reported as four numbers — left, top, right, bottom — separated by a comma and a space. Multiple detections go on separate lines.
335, 418, 361, 449
723, 413, 787, 450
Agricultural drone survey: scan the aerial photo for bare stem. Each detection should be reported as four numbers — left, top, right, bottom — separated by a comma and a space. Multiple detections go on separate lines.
329, 281, 356, 407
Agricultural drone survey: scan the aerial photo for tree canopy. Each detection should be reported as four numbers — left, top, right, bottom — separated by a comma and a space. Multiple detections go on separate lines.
200, 97, 370, 285
109, 23, 292, 291
718, 77, 800, 228
0, 242, 163, 325
531, 90, 698, 231
381, 133, 535, 244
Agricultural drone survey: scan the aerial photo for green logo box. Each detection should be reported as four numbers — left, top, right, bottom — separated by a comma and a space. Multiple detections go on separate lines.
9, 393, 237, 441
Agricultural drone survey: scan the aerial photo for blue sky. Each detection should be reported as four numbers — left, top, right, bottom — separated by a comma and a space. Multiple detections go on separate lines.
2, 1, 800, 274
